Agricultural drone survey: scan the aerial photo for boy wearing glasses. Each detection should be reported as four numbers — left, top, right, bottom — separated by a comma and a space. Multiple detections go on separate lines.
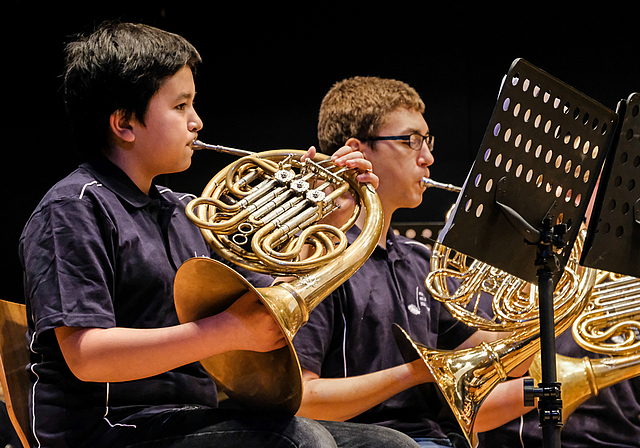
292, 76, 533, 448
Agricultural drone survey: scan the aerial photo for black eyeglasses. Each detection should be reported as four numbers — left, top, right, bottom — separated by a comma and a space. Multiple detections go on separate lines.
369, 133, 435, 152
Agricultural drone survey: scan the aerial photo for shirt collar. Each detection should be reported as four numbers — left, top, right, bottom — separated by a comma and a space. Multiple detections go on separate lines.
345, 224, 401, 258
81, 156, 163, 209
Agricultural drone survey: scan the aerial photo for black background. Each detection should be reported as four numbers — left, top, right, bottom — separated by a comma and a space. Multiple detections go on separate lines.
5, 2, 639, 303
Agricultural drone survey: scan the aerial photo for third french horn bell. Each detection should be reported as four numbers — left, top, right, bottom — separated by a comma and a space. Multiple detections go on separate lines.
528, 271, 640, 423
173, 140, 383, 414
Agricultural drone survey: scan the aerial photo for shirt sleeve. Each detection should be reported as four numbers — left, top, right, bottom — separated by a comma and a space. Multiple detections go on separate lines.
21, 197, 118, 338
292, 290, 339, 376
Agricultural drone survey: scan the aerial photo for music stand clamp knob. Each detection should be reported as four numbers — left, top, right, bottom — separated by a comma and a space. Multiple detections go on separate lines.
523, 378, 563, 427
534, 220, 568, 274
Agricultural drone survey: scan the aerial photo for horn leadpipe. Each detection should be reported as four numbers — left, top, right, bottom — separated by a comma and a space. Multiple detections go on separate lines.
192, 141, 335, 170
194, 144, 464, 195
192, 139, 255, 157
421, 177, 462, 193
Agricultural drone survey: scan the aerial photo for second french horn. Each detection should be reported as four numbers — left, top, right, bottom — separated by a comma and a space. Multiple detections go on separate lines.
173, 141, 383, 413
394, 180, 597, 446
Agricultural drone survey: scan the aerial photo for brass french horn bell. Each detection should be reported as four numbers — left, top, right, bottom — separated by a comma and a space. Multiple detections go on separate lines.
173, 141, 383, 413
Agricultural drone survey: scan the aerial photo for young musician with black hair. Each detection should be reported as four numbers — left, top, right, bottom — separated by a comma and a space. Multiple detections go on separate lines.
19, 22, 420, 448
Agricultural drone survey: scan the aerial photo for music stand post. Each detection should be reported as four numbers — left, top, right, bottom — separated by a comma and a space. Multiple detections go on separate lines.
438, 59, 619, 448
495, 199, 568, 447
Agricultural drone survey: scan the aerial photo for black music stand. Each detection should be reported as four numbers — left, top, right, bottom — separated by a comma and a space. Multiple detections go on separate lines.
581, 92, 640, 278
438, 58, 619, 448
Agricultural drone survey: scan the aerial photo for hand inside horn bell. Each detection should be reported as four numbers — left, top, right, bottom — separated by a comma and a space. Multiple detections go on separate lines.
222, 290, 287, 352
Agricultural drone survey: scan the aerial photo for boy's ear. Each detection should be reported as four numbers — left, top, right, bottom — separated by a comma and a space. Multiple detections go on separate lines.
345, 137, 371, 157
109, 110, 136, 143
344, 137, 361, 150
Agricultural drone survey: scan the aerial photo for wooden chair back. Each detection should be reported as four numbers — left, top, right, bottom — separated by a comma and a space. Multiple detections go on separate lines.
0, 299, 33, 448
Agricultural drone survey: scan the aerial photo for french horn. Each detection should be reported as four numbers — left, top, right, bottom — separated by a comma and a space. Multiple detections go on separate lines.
393, 180, 597, 446
528, 271, 640, 423
173, 141, 383, 414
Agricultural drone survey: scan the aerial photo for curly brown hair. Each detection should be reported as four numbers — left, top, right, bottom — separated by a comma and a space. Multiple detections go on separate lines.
317, 76, 425, 155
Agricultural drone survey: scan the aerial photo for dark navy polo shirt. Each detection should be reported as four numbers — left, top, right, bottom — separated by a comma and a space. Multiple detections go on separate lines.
19, 157, 219, 448
292, 225, 478, 438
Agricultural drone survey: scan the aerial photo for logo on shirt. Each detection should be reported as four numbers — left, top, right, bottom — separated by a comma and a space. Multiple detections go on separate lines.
408, 286, 429, 315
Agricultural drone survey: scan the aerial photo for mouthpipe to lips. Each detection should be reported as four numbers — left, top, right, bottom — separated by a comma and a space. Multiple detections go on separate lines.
421, 177, 462, 193
191, 140, 254, 157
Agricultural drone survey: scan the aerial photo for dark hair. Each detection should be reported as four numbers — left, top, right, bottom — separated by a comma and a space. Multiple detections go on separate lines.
63, 21, 202, 156
317, 76, 425, 155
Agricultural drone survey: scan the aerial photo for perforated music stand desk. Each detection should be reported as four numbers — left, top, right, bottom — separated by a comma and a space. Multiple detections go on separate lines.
581, 92, 640, 278
440, 59, 617, 283
437, 58, 619, 448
